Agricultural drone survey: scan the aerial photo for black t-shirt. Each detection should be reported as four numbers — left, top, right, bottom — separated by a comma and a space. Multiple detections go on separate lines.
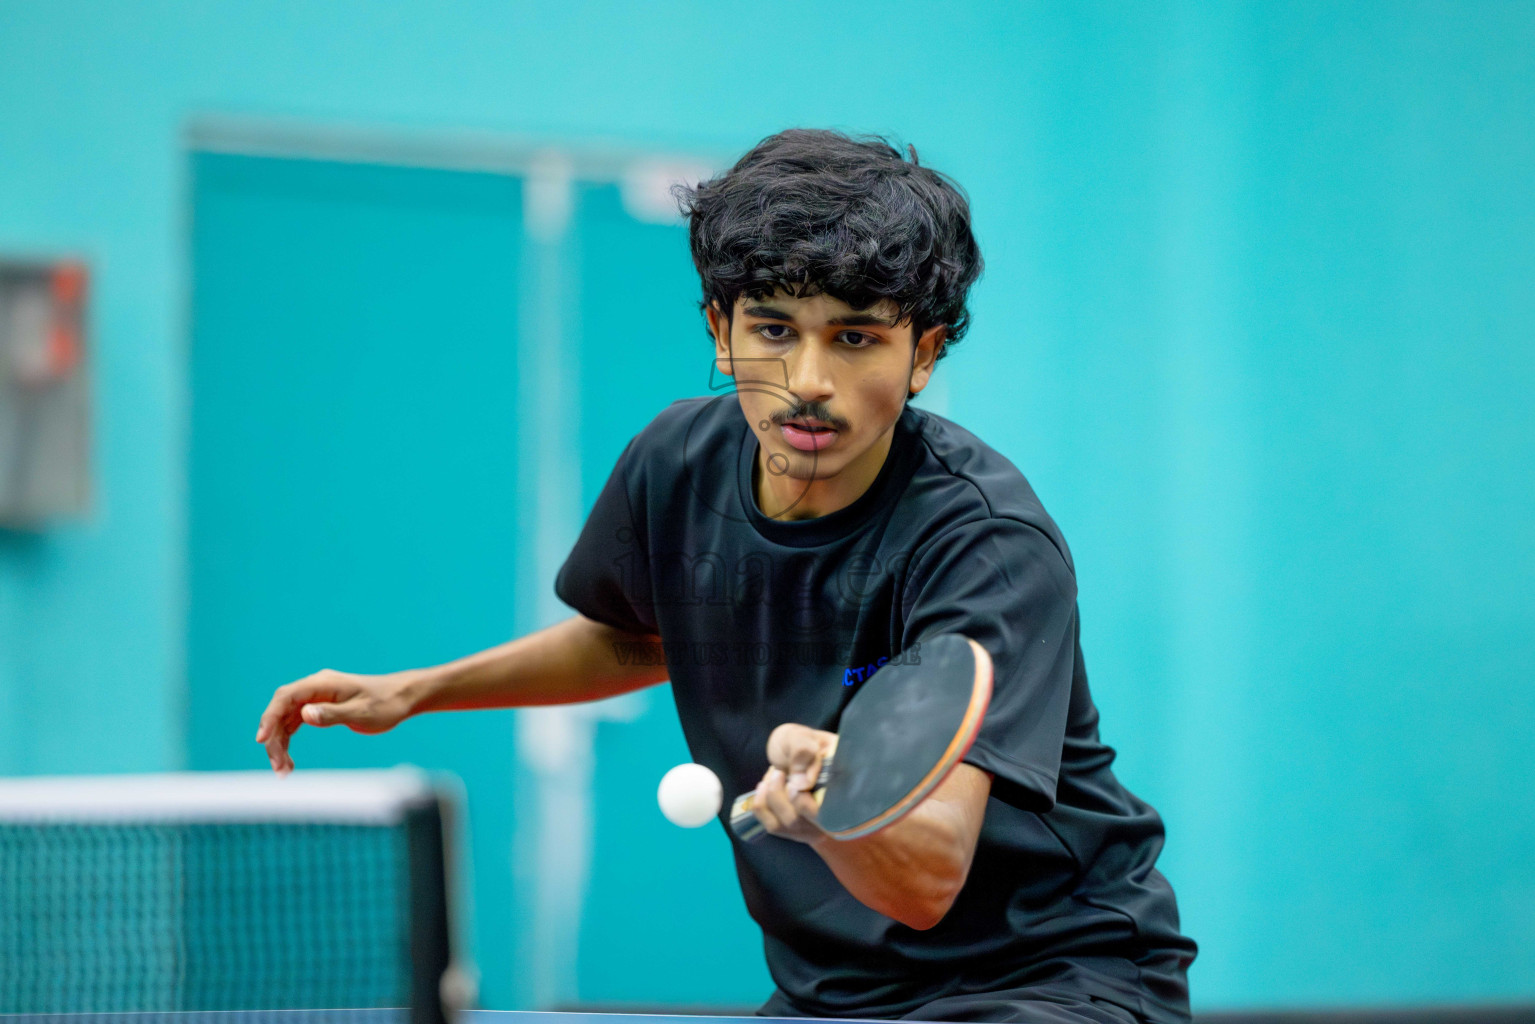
555, 396, 1198, 1022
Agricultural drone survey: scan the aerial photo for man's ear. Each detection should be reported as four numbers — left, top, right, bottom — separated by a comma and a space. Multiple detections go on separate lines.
907, 324, 947, 396
707, 301, 735, 377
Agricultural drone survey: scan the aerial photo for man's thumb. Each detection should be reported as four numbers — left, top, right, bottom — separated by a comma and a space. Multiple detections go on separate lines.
302, 703, 339, 727
789, 745, 818, 774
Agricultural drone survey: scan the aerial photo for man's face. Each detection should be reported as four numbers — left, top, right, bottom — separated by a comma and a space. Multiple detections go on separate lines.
707, 289, 944, 504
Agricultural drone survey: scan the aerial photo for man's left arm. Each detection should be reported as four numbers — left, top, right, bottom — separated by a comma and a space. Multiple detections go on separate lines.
749, 723, 993, 930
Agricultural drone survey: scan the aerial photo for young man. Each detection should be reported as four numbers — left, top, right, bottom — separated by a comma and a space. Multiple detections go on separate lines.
256, 129, 1197, 1023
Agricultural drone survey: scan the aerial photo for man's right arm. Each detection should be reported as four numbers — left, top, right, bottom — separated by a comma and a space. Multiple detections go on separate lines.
255, 613, 667, 773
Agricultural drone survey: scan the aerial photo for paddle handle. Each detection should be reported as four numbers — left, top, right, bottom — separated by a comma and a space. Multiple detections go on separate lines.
728, 751, 835, 842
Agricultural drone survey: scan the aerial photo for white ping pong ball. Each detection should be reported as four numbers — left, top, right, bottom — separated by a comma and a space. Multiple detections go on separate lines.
657, 762, 723, 828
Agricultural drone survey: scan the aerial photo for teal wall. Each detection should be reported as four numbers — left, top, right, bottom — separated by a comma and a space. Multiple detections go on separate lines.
182, 152, 769, 1008
185, 154, 530, 1007
2, 0, 1533, 1013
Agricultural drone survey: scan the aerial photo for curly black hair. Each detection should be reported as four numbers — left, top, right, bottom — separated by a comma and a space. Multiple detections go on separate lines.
672, 128, 984, 362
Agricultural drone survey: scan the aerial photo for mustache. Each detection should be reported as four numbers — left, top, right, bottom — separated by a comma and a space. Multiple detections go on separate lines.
771, 403, 848, 431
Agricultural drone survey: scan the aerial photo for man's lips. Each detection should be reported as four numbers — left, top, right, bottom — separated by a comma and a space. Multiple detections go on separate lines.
779, 420, 840, 452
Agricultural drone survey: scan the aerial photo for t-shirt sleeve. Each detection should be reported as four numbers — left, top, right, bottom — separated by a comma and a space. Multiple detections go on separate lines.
900, 518, 1078, 813
553, 439, 658, 636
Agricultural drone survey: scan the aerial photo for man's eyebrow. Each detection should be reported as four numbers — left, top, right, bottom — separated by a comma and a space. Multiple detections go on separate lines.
741, 304, 898, 328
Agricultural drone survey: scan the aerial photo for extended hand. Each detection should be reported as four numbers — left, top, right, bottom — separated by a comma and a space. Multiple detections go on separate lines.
255, 668, 420, 774
751, 722, 837, 844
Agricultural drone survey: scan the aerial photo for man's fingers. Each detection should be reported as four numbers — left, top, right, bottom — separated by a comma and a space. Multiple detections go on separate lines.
255, 691, 291, 744
263, 733, 291, 775
767, 772, 822, 831
766, 725, 830, 795
791, 788, 822, 823
256, 688, 313, 773
762, 770, 797, 824
256, 681, 319, 742
787, 750, 825, 797
789, 741, 821, 770
262, 706, 302, 774
785, 746, 816, 787
751, 766, 826, 842
752, 774, 783, 834
254, 673, 358, 772
254, 689, 292, 743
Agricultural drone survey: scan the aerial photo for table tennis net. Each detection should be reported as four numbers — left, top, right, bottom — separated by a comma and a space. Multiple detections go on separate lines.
0, 769, 457, 1020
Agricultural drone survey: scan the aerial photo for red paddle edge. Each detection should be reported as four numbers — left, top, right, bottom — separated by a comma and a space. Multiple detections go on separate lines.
823, 637, 995, 840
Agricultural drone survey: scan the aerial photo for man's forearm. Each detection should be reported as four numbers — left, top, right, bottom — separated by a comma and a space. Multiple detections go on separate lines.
808, 764, 991, 930
406, 613, 668, 714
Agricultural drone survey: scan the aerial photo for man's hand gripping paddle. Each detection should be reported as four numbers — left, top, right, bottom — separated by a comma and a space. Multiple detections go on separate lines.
729, 633, 994, 842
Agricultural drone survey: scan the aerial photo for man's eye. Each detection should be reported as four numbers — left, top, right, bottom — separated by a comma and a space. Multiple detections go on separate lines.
750, 325, 875, 347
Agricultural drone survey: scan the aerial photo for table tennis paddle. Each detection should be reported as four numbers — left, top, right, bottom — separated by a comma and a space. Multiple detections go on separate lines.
729, 633, 993, 842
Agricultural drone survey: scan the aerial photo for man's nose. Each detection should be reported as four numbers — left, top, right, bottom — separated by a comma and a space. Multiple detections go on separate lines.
786, 337, 835, 403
